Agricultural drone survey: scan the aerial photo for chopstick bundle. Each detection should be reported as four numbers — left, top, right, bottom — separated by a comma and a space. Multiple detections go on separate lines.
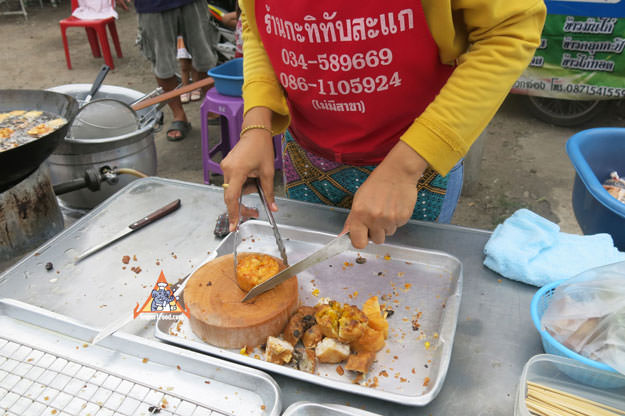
526, 382, 625, 416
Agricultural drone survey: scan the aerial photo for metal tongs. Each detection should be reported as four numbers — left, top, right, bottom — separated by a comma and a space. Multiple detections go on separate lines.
233, 178, 289, 276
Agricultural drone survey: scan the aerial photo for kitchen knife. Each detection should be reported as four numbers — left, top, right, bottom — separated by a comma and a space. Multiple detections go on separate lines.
241, 233, 352, 302
75, 199, 181, 263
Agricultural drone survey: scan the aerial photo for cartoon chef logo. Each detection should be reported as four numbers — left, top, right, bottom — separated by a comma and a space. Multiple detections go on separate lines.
133, 270, 190, 319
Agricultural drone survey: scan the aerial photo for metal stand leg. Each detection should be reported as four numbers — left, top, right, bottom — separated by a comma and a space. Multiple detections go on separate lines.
0, 0, 28, 19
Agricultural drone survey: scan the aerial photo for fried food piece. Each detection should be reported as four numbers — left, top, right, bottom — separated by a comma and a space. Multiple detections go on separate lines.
338, 304, 368, 343
0, 128, 14, 139
362, 296, 389, 338
264, 336, 293, 364
345, 351, 376, 374
47, 118, 67, 129
282, 306, 316, 346
315, 301, 368, 343
236, 253, 281, 292
315, 337, 350, 363
315, 301, 341, 339
23, 111, 42, 120
302, 324, 323, 349
9, 110, 25, 116
27, 123, 53, 137
0, 113, 10, 123
351, 326, 385, 353
293, 347, 316, 374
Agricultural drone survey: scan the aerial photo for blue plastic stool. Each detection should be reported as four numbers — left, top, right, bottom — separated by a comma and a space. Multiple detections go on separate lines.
200, 87, 282, 184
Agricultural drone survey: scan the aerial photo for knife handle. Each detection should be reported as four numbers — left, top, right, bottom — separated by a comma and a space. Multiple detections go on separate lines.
129, 199, 181, 230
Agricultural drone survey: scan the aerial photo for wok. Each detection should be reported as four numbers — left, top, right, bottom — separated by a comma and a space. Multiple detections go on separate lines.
0, 89, 79, 192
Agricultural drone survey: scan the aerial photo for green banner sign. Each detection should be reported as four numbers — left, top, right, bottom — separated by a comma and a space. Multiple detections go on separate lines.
512, 15, 625, 100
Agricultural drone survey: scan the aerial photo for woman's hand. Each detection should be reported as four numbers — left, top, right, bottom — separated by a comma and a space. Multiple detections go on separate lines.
220, 107, 276, 231
344, 141, 428, 249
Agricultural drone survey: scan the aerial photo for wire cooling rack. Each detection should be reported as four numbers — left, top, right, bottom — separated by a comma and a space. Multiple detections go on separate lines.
0, 337, 227, 416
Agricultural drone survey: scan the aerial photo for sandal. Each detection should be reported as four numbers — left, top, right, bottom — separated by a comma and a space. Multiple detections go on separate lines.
167, 120, 191, 142
180, 92, 190, 104
190, 89, 202, 101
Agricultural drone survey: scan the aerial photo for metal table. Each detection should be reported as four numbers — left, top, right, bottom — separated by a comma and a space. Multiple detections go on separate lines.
0, 178, 543, 415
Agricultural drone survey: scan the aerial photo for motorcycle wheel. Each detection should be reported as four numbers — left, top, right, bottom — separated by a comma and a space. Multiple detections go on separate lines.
523, 95, 606, 127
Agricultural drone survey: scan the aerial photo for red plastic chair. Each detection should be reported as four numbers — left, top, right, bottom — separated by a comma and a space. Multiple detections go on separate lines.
59, 0, 123, 69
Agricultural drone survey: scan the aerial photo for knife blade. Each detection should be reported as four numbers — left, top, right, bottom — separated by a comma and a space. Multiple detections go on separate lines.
75, 199, 181, 264
241, 233, 352, 302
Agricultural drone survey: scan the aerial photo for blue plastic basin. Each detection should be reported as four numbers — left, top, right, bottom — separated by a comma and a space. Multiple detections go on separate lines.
566, 127, 625, 250
531, 280, 625, 388
208, 58, 243, 97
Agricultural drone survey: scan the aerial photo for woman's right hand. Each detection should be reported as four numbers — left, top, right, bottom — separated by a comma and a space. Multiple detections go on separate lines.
220, 125, 277, 232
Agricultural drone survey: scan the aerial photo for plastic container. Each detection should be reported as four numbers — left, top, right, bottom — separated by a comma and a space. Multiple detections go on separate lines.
531, 280, 625, 388
208, 58, 243, 97
515, 354, 625, 416
566, 127, 625, 251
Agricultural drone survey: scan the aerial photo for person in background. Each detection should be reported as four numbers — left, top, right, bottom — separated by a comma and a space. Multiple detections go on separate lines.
177, 36, 202, 104
234, 4, 242, 58
118, 0, 219, 141
221, 0, 547, 249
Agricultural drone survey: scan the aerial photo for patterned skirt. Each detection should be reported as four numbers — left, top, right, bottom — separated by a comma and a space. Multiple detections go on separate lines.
282, 131, 453, 222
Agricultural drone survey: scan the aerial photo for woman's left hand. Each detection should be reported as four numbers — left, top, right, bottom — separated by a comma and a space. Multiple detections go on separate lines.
343, 141, 428, 249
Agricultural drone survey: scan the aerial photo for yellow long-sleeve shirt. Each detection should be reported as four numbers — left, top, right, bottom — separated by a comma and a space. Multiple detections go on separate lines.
239, 0, 546, 175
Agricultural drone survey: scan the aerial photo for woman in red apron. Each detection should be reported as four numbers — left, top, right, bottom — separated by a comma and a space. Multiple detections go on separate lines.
221, 0, 546, 248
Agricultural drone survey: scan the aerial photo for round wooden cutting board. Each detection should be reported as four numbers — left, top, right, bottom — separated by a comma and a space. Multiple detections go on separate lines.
185, 253, 299, 349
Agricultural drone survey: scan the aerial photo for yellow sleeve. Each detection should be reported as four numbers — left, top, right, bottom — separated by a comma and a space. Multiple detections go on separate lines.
402, 0, 546, 176
239, 0, 291, 133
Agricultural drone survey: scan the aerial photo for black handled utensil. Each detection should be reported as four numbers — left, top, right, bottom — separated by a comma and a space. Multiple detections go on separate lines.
74, 199, 181, 263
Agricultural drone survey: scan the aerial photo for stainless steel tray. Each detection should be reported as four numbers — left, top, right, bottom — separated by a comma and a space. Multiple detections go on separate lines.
0, 298, 281, 415
155, 221, 463, 407
282, 401, 382, 416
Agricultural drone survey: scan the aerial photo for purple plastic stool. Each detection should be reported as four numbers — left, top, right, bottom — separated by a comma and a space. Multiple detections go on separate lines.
200, 87, 282, 184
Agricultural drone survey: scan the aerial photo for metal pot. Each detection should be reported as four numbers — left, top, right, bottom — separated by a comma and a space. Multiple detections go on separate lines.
46, 84, 161, 210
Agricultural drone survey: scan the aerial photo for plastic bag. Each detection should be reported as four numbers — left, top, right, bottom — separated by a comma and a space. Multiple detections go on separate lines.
541, 261, 625, 375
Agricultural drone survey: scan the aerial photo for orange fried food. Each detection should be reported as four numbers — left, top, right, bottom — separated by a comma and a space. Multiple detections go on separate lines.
0, 128, 14, 139
362, 296, 389, 338
338, 305, 368, 343
302, 324, 323, 348
235, 253, 281, 292
351, 326, 385, 353
27, 123, 53, 137
345, 351, 376, 374
314, 301, 341, 339
315, 301, 368, 343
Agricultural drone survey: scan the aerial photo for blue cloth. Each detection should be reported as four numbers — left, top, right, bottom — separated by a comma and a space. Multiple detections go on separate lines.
483, 208, 625, 286
135, 0, 193, 14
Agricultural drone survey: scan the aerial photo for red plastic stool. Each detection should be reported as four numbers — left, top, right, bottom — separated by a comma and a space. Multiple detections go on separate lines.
59, 0, 122, 70
200, 87, 282, 184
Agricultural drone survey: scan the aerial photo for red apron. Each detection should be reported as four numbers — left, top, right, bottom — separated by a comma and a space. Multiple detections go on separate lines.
256, 0, 453, 165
